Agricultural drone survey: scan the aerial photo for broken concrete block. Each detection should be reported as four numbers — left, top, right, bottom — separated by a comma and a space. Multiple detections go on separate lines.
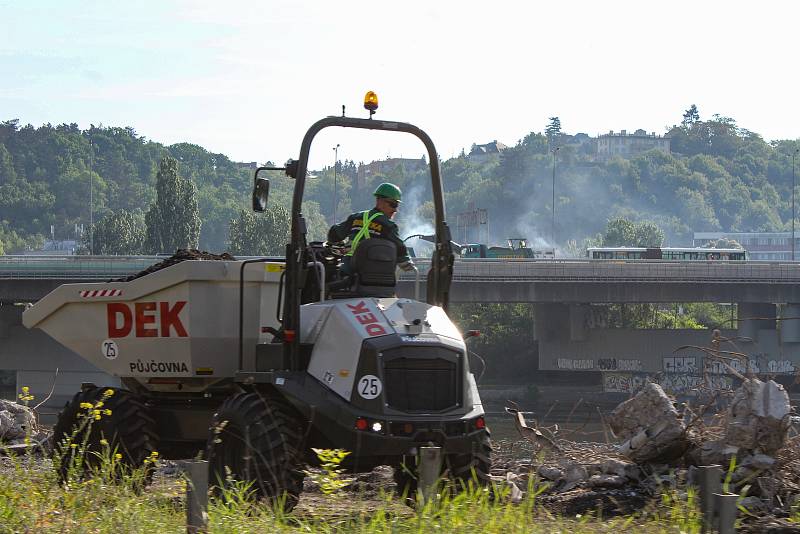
608, 382, 681, 440
690, 440, 740, 467
741, 453, 776, 471
0, 400, 37, 442
601, 458, 641, 480
564, 464, 588, 484
537, 466, 564, 481
609, 382, 688, 463
726, 379, 790, 455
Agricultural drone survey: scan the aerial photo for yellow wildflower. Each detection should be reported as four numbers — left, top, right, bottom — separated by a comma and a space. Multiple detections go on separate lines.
80, 402, 93, 409
115, 453, 122, 460
21, 386, 29, 394
104, 409, 112, 416
95, 401, 104, 408
99, 439, 108, 446
94, 415, 101, 420
70, 443, 77, 449
104, 389, 115, 397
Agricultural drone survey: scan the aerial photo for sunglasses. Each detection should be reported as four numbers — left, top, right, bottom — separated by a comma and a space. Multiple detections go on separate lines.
383, 199, 399, 208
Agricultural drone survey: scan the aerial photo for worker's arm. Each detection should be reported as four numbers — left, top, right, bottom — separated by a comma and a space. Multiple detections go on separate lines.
327, 214, 354, 243
383, 219, 411, 264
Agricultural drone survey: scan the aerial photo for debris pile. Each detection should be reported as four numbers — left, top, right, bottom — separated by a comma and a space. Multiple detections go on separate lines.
118, 249, 236, 281
494, 377, 797, 523
0, 399, 48, 450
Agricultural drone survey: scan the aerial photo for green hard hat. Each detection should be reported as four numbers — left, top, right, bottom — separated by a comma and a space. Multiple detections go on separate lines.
373, 182, 402, 202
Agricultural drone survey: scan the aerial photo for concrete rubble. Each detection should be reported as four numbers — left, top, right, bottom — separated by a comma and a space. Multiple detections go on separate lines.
607, 381, 689, 464
491, 377, 797, 529
0, 399, 37, 442
0, 399, 48, 450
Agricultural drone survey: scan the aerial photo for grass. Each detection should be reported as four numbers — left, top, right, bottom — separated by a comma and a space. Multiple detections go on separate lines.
0, 449, 707, 534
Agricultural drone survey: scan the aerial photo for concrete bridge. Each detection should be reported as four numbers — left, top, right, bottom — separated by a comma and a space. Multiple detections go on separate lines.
4, 255, 800, 414
6, 255, 800, 303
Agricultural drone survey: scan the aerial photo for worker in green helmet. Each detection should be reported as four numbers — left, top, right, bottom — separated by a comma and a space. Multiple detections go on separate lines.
328, 182, 414, 274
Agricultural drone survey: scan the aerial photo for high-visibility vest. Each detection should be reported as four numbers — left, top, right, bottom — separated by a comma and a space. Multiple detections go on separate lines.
346, 211, 382, 256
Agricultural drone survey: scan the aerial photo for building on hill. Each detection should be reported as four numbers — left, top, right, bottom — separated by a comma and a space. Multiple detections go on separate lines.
234, 161, 258, 170
356, 157, 427, 189
468, 140, 508, 163
596, 129, 670, 161
693, 231, 800, 261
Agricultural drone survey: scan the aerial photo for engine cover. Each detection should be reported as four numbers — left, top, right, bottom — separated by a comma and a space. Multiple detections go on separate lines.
303, 297, 465, 403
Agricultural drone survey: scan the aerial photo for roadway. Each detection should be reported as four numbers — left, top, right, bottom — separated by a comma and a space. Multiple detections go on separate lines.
4, 255, 800, 303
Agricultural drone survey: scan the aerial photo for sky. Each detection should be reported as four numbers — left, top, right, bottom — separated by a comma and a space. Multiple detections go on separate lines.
2, 0, 799, 170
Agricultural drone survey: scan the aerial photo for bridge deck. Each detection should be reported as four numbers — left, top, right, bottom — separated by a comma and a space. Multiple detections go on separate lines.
5, 255, 800, 303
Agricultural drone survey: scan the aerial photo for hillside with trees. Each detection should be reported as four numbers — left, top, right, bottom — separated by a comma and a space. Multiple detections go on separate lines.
1, 106, 799, 257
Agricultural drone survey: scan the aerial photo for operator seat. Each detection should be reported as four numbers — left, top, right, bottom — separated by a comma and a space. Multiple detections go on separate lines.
329, 239, 397, 298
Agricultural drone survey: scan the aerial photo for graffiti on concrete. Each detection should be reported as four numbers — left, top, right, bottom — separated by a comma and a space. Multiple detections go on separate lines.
659, 373, 733, 393
603, 372, 733, 394
663, 356, 697, 373
603, 373, 646, 393
597, 358, 643, 372
767, 360, 796, 374
706, 358, 760, 375
556, 358, 594, 370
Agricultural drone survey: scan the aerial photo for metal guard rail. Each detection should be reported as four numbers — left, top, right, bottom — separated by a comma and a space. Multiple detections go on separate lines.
4, 255, 800, 284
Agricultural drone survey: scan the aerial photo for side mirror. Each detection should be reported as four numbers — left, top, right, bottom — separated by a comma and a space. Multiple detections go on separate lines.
252, 173, 270, 212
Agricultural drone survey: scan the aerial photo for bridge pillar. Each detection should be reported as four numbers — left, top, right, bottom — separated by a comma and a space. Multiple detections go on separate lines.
0, 303, 22, 338
534, 303, 569, 342
569, 304, 589, 342
780, 304, 800, 343
737, 303, 776, 342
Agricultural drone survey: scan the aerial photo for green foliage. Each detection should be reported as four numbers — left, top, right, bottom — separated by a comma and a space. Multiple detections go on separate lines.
597, 303, 727, 329
449, 303, 535, 383
545, 116, 561, 148
227, 206, 290, 256
144, 157, 201, 254
0, 451, 705, 533
89, 210, 146, 255
303, 448, 353, 495
0, 221, 43, 254
703, 237, 743, 249
601, 217, 665, 247
1, 107, 799, 256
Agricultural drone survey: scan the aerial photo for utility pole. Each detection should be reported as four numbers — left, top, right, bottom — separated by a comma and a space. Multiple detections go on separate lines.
89, 137, 94, 255
333, 144, 340, 223
793, 149, 799, 261
551, 146, 560, 245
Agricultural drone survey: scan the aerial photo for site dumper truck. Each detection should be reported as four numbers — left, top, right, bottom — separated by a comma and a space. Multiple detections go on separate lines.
23, 95, 491, 509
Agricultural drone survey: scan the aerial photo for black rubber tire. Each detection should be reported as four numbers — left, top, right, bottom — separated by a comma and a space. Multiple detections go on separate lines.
51, 387, 158, 483
445, 431, 492, 491
205, 391, 305, 512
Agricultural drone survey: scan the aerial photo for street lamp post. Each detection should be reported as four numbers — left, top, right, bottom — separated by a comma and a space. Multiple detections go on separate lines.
551, 146, 560, 245
332, 144, 340, 223
89, 137, 94, 255
793, 149, 799, 261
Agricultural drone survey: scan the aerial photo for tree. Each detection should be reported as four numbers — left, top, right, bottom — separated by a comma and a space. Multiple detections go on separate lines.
682, 104, 700, 126
602, 217, 664, 247
602, 217, 636, 246
703, 237, 743, 249
227, 206, 290, 256
144, 157, 201, 254
90, 210, 145, 255
545, 117, 561, 149
633, 221, 665, 247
